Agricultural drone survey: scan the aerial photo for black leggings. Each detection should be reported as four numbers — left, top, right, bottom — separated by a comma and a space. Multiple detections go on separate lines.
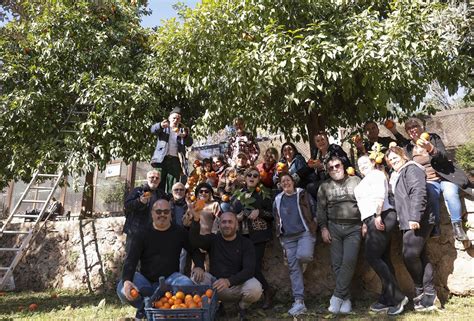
402, 223, 435, 294
364, 209, 405, 306
254, 241, 269, 291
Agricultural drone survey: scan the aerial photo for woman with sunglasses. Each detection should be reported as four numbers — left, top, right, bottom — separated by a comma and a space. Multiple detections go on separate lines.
183, 182, 220, 235
273, 173, 317, 317
386, 146, 437, 312
354, 156, 407, 315
232, 167, 274, 309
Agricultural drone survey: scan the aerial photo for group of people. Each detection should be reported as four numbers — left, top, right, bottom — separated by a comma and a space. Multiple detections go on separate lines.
116, 107, 472, 320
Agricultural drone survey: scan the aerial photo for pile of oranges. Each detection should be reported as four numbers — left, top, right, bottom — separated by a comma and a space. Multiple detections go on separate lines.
152, 289, 213, 310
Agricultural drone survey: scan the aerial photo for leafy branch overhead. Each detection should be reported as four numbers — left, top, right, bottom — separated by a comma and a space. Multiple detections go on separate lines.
0, 0, 471, 188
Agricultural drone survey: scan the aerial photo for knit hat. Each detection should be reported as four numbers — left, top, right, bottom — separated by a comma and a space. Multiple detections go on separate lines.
170, 107, 182, 115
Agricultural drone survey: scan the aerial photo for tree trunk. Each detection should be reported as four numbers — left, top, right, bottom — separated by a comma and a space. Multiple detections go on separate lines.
305, 109, 326, 155
80, 171, 94, 218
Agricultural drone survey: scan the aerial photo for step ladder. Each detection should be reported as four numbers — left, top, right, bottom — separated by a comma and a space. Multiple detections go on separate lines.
0, 166, 64, 290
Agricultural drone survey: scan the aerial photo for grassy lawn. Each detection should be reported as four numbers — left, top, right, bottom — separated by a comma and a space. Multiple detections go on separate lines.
0, 290, 473, 320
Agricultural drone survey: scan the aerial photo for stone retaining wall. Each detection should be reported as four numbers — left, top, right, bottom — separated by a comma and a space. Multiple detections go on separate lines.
6, 200, 474, 302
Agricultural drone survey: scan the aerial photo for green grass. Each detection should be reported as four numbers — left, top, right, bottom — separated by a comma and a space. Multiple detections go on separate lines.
0, 290, 473, 320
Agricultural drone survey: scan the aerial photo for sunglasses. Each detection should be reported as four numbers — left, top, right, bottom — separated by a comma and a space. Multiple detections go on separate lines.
173, 188, 185, 192
199, 190, 210, 194
154, 209, 171, 215
246, 173, 259, 178
328, 163, 342, 171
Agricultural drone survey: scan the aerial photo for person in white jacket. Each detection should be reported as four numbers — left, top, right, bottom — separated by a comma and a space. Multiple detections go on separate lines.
354, 156, 407, 315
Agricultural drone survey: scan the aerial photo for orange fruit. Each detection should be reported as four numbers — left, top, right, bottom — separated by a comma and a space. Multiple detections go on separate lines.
255, 186, 261, 193
205, 289, 213, 298
165, 291, 173, 299
190, 195, 196, 202
193, 294, 201, 303
346, 167, 355, 176
28, 303, 38, 312
154, 300, 163, 308
175, 291, 185, 300
160, 296, 168, 303
384, 119, 395, 129
188, 301, 198, 308
307, 159, 316, 166
352, 135, 362, 144
420, 132, 430, 140
143, 191, 151, 197
375, 156, 384, 164
194, 199, 206, 211
221, 194, 230, 202
171, 304, 179, 309
130, 288, 139, 299
162, 302, 171, 309
179, 303, 187, 308
174, 298, 183, 305
416, 139, 424, 146
185, 294, 193, 302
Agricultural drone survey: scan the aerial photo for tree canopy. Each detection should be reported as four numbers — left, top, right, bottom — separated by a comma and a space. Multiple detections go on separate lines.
0, 0, 471, 187
147, 0, 471, 139
0, 0, 154, 187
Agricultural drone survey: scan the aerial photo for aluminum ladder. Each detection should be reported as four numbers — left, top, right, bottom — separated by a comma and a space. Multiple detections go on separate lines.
0, 167, 64, 290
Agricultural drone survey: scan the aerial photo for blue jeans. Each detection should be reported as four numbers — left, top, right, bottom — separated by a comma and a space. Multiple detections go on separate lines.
116, 272, 194, 310
426, 180, 462, 224
280, 231, 316, 301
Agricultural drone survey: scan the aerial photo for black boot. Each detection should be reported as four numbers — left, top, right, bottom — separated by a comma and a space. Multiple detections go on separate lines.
452, 222, 469, 241
262, 287, 275, 310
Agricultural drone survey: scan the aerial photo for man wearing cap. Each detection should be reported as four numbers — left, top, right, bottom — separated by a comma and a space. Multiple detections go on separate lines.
151, 107, 193, 193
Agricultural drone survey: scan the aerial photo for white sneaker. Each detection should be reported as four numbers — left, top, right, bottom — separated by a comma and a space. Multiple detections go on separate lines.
288, 300, 307, 316
328, 295, 343, 314
339, 299, 352, 314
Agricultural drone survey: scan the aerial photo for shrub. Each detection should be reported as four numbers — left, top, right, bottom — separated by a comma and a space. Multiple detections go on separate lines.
456, 142, 474, 176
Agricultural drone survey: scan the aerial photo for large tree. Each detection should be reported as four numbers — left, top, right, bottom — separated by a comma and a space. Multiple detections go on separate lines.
146, 0, 471, 142
0, 0, 155, 189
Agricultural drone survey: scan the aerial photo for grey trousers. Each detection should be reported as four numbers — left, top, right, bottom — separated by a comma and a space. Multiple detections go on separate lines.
198, 272, 262, 309
280, 231, 316, 301
328, 221, 361, 300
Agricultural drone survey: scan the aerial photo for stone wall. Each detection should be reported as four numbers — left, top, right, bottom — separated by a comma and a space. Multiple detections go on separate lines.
7, 199, 474, 302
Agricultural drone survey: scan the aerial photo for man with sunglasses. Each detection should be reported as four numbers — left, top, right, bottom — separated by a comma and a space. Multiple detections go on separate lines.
317, 156, 361, 314
118, 198, 205, 319
123, 169, 168, 254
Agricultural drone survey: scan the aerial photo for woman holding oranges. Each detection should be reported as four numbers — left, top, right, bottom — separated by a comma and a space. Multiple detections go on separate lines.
232, 167, 274, 309
183, 182, 220, 235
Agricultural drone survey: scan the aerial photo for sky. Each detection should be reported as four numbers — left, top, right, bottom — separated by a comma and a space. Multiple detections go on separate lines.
141, 0, 200, 28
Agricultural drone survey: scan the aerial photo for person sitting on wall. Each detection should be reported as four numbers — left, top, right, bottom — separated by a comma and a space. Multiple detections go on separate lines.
225, 117, 260, 166
355, 120, 410, 156
189, 211, 263, 321
117, 198, 205, 320
403, 117, 472, 241
256, 147, 278, 190
123, 169, 168, 254
217, 152, 250, 212
150, 107, 193, 193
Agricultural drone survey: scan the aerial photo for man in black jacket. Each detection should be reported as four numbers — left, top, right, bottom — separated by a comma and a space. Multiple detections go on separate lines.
123, 169, 168, 253
117, 198, 204, 319
190, 211, 262, 321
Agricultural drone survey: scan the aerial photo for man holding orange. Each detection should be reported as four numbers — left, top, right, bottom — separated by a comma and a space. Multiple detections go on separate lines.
151, 107, 193, 193
117, 198, 205, 319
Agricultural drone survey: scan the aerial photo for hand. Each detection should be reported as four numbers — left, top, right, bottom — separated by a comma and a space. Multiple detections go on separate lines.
161, 119, 169, 128
361, 223, 367, 238
374, 216, 385, 231
315, 159, 324, 171
123, 280, 138, 301
236, 212, 245, 222
248, 209, 259, 220
191, 267, 205, 283
321, 227, 332, 244
139, 194, 150, 204
409, 221, 420, 230
212, 278, 230, 292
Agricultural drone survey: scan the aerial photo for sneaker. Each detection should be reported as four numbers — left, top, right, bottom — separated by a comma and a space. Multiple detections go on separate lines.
453, 222, 469, 241
414, 293, 439, 312
387, 296, 408, 316
328, 295, 343, 314
339, 299, 352, 314
288, 300, 307, 316
370, 302, 390, 312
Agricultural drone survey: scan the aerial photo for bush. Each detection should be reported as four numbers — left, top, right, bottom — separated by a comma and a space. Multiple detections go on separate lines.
456, 142, 474, 176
